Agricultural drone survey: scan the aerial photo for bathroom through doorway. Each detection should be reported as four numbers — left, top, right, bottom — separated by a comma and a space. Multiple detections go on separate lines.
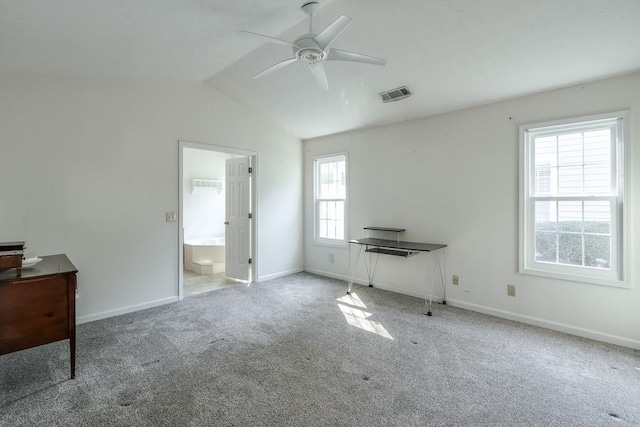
178, 141, 256, 299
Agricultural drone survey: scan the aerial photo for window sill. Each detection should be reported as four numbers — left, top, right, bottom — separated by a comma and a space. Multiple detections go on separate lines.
519, 267, 630, 289
313, 240, 347, 249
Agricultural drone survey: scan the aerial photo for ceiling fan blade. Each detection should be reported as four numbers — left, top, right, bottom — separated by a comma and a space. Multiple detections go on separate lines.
326, 48, 387, 66
315, 15, 352, 50
253, 57, 298, 79
239, 30, 298, 48
309, 63, 329, 91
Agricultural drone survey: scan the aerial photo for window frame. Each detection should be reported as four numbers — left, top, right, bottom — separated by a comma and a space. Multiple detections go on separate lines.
314, 153, 348, 247
519, 111, 630, 288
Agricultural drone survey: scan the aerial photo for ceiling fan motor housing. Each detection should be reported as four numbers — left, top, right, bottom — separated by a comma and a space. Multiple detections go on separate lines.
293, 36, 327, 64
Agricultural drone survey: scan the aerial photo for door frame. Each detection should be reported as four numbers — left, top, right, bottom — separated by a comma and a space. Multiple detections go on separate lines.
178, 140, 258, 300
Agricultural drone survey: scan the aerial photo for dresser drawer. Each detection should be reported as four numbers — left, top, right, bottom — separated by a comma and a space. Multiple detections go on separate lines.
0, 275, 70, 354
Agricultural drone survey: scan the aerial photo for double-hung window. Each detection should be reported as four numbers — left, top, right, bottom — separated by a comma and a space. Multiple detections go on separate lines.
519, 112, 628, 287
314, 154, 347, 245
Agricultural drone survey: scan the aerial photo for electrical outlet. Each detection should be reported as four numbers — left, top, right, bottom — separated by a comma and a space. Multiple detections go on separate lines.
328, 253, 334, 263
507, 284, 516, 297
452, 275, 459, 285
166, 212, 177, 222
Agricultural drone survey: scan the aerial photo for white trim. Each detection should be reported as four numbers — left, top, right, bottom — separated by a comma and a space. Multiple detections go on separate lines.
618, 113, 631, 289
519, 110, 630, 134
306, 270, 638, 349
519, 266, 631, 288
303, 268, 443, 301
446, 298, 640, 350
304, 267, 347, 281
519, 111, 630, 287
313, 152, 348, 246
178, 140, 259, 298
180, 140, 259, 157
312, 240, 348, 249
258, 268, 304, 282
77, 296, 179, 325
178, 145, 185, 300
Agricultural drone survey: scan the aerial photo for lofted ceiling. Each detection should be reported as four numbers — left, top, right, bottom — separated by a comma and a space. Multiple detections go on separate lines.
2, 0, 640, 139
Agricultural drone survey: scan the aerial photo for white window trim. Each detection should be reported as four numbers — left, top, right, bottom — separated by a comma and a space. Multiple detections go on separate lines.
519, 111, 630, 288
314, 153, 348, 247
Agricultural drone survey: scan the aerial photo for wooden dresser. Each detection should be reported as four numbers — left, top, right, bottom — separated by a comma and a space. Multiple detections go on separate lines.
0, 254, 78, 379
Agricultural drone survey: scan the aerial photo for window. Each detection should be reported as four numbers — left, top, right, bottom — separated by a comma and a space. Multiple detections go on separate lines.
314, 154, 347, 245
519, 112, 628, 287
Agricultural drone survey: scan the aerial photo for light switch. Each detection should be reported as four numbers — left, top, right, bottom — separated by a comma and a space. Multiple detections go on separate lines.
166, 212, 177, 222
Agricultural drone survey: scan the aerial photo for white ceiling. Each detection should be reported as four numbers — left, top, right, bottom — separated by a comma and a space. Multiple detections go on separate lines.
2, 0, 640, 139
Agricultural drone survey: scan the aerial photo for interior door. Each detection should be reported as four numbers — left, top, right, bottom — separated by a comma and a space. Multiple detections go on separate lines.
225, 156, 251, 281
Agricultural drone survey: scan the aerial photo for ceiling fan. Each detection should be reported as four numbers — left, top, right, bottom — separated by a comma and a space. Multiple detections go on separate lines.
240, 2, 387, 90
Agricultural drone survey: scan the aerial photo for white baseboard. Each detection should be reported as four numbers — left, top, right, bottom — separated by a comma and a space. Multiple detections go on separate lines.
76, 267, 300, 324
305, 269, 639, 350
304, 267, 347, 282
77, 296, 179, 325
446, 299, 640, 350
77, 271, 640, 350
303, 268, 439, 301
258, 268, 304, 282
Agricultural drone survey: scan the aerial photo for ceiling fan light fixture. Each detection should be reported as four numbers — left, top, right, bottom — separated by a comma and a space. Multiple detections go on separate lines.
296, 48, 327, 64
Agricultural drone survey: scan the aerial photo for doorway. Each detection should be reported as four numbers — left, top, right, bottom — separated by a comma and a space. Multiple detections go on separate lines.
178, 141, 257, 300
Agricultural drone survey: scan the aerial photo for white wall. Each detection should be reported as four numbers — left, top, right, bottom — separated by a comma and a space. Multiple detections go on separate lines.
304, 71, 640, 348
0, 75, 303, 322
183, 148, 235, 241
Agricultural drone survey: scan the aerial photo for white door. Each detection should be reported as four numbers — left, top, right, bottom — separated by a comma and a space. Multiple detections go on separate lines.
225, 157, 251, 281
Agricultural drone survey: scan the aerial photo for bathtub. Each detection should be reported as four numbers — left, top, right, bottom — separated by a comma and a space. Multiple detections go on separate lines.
184, 236, 225, 274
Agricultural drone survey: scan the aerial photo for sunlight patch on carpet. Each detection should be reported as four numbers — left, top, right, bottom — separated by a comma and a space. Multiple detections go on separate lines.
336, 293, 367, 308
337, 293, 393, 340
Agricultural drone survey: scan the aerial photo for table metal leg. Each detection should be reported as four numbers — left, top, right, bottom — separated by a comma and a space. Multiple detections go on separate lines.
363, 246, 380, 287
347, 244, 363, 294
427, 252, 435, 316
435, 249, 446, 305
416, 250, 446, 316
413, 254, 433, 316
347, 242, 447, 316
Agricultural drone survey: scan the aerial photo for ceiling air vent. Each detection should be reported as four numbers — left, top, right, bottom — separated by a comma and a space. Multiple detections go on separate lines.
378, 86, 411, 103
